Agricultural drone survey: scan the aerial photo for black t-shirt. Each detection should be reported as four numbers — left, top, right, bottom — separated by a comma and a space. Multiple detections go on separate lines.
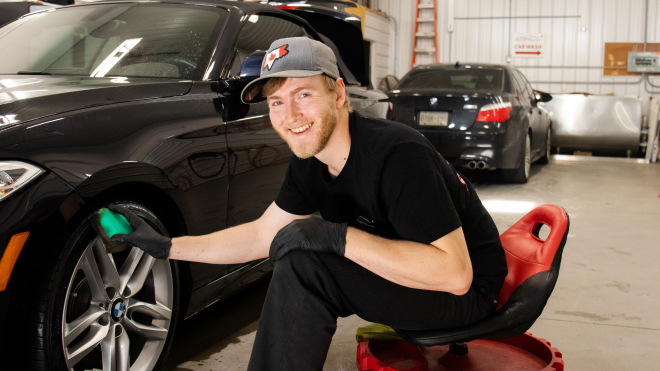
275, 112, 507, 299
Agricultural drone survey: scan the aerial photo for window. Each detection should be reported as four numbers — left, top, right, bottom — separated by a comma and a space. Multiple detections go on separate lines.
514, 70, 535, 101
0, 4, 228, 79
396, 67, 505, 91
229, 15, 309, 78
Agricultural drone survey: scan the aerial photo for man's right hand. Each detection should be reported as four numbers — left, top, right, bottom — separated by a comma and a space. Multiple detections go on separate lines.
108, 205, 172, 260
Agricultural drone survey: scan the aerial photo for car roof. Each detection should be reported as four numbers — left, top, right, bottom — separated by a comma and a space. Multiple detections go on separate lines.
414, 63, 511, 70
71, 0, 290, 15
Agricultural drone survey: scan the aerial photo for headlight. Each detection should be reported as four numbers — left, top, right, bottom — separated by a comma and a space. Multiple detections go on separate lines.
0, 161, 44, 202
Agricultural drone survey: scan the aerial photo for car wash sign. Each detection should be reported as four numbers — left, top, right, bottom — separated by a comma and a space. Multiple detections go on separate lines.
512, 33, 545, 58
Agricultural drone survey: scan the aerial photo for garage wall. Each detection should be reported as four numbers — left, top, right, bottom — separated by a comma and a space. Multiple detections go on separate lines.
379, 0, 660, 101
363, 11, 391, 88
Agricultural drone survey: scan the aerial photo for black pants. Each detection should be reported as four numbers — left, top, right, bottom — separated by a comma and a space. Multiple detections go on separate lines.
247, 251, 493, 370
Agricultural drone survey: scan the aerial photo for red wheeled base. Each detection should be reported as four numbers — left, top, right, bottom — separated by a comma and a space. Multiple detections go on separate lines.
356, 332, 564, 371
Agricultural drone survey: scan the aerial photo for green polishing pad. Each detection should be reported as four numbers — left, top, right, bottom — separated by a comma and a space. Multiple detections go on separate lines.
96, 208, 134, 236
91, 208, 134, 253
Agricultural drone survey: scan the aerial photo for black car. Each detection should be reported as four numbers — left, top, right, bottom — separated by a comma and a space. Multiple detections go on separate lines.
0, 1, 387, 370
386, 63, 553, 183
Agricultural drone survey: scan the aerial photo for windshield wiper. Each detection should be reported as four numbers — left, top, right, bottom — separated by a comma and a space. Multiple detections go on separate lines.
17, 71, 51, 75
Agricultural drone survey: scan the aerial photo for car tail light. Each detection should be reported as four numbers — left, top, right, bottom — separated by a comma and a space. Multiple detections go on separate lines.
276, 6, 298, 9
476, 102, 512, 122
0, 231, 30, 291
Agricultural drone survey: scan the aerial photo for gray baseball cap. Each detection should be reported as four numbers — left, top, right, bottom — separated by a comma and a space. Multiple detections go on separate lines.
241, 37, 340, 104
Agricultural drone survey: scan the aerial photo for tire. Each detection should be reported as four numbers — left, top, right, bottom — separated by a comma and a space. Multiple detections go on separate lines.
538, 127, 552, 164
502, 133, 531, 184
19, 200, 179, 371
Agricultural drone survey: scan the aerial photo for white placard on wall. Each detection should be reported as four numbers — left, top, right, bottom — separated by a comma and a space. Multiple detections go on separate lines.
511, 33, 545, 58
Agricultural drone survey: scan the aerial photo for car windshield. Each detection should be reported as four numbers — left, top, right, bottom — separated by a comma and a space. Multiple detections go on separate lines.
397, 67, 505, 91
0, 4, 228, 79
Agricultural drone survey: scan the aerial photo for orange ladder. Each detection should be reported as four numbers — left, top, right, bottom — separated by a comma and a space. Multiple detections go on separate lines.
412, 0, 438, 68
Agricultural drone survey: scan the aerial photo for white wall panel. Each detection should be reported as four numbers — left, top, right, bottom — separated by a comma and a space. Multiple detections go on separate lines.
377, 0, 416, 79
364, 11, 391, 89
412, 0, 660, 104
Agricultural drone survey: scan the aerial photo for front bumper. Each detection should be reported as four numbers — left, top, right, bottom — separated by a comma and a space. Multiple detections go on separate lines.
415, 121, 523, 170
0, 171, 79, 357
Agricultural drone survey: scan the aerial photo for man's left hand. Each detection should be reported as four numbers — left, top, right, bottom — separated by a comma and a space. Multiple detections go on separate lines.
269, 218, 347, 261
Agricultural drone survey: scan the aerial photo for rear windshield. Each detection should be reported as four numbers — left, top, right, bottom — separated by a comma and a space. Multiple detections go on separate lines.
0, 4, 228, 79
397, 67, 505, 91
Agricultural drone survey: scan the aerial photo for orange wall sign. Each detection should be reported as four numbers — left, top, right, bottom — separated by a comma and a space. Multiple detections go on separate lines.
604, 43, 660, 76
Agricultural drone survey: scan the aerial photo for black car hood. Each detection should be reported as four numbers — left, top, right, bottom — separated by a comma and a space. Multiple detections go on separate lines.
0, 75, 193, 128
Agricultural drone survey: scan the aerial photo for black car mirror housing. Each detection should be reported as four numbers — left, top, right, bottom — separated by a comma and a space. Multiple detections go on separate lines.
534, 90, 553, 103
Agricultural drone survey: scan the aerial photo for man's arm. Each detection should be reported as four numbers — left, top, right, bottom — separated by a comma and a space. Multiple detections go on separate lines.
344, 226, 473, 295
165, 202, 311, 264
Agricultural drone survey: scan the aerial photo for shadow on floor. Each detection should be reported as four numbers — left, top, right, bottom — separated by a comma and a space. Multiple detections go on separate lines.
163, 276, 271, 370
460, 163, 545, 185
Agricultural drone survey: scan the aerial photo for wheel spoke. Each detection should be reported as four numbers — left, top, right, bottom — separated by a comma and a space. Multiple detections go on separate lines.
66, 322, 110, 368
125, 254, 155, 297
118, 247, 144, 295
81, 247, 111, 304
122, 316, 169, 340
64, 305, 106, 346
117, 325, 130, 371
101, 324, 117, 371
127, 298, 172, 320
92, 236, 121, 289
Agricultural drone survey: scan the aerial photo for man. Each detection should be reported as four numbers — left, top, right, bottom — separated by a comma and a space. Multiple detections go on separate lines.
110, 37, 507, 370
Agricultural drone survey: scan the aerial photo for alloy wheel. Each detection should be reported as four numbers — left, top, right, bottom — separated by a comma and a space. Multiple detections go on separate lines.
61, 232, 173, 371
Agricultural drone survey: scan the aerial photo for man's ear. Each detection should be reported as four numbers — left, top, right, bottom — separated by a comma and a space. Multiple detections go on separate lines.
335, 77, 346, 110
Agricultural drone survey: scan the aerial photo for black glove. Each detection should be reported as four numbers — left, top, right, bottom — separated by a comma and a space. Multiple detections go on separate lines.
269, 218, 347, 262
108, 205, 172, 260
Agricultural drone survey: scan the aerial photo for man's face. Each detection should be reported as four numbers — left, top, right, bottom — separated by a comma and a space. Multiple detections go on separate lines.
267, 75, 341, 159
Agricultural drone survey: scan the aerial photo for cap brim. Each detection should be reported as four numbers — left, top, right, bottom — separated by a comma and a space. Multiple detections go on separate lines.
240, 70, 325, 104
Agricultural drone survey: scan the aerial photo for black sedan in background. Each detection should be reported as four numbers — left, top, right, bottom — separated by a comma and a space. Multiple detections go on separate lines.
387, 63, 552, 183
0, 1, 386, 370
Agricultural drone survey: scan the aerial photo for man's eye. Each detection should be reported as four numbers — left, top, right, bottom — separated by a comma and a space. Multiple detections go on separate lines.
299, 93, 309, 99
271, 101, 282, 106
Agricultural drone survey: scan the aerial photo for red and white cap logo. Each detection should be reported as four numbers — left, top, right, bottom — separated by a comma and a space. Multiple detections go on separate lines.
263, 45, 289, 71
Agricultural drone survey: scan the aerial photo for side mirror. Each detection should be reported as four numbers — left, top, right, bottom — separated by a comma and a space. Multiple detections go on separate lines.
239, 51, 266, 78
534, 90, 553, 103
218, 50, 266, 94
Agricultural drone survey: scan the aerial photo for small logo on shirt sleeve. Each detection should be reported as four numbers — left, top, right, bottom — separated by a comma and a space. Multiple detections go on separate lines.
356, 216, 375, 228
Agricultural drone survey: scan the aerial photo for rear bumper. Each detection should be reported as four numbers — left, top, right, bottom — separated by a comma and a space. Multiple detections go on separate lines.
416, 120, 523, 170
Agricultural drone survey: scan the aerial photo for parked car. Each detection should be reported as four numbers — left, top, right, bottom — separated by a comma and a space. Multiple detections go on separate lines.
386, 63, 553, 183
0, 1, 387, 370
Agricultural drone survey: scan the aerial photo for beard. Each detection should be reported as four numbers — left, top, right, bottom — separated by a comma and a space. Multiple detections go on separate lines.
277, 103, 339, 159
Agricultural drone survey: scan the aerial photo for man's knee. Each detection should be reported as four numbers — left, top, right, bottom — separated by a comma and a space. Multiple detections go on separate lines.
272, 251, 324, 282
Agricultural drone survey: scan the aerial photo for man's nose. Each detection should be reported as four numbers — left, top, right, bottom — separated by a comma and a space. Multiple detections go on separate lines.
284, 100, 301, 124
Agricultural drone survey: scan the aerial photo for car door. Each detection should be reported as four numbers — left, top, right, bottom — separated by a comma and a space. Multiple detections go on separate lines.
515, 70, 543, 157
220, 14, 311, 273
511, 70, 536, 149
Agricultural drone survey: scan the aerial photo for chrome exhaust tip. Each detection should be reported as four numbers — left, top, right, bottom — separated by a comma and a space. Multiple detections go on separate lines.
467, 161, 477, 169
477, 161, 489, 169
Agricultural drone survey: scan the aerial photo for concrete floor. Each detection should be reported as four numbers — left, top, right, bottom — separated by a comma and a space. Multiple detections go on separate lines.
164, 157, 660, 371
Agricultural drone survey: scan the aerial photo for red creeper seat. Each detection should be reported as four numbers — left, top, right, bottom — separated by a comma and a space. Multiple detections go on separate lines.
395, 204, 569, 346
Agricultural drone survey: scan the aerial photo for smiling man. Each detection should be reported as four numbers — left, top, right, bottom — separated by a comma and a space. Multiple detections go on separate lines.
110, 37, 507, 370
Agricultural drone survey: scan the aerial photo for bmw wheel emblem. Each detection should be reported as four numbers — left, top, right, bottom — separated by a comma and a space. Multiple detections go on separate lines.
111, 300, 125, 321
430, 97, 438, 107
